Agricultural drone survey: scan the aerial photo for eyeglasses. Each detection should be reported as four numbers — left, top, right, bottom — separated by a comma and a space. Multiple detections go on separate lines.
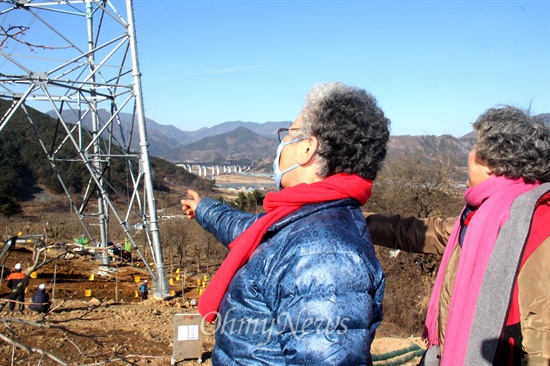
277, 128, 301, 142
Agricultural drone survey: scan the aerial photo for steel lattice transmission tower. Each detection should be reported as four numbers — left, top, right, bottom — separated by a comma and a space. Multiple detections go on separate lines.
0, 0, 169, 298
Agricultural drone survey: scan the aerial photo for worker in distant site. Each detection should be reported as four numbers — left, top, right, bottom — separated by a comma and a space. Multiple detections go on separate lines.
181, 82, 390, 365
139, 280, 148, 301
29, 284, 51, 313
5, 263, 28, 313
366, 106, 550, 365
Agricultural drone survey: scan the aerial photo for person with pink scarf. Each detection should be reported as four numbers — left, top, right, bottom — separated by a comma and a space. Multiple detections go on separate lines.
367, 106, 550, 365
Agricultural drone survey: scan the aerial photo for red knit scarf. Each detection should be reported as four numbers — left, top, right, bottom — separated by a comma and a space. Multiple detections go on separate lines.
198, 173, 373, 322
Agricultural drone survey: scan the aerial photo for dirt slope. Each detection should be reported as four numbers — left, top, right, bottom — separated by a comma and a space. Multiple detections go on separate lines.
0, 238, 423, 365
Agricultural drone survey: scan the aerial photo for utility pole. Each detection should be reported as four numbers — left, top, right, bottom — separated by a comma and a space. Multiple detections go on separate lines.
0, 0, 169, 299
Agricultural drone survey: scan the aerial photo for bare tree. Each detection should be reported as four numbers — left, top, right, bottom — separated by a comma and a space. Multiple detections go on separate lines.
203, 234, 218, 274
364, 148, 466, 335
367, 148, 464, 218
160, 220, 193, 269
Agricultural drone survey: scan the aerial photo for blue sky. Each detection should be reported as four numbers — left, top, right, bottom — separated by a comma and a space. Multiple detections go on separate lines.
4, 1, 548, 137
130, 0, 550, 137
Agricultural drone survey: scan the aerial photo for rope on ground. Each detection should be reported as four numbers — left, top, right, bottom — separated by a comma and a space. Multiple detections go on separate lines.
373, 343, 425, 366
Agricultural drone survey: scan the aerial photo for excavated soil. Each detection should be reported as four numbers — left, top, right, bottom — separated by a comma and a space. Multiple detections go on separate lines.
0, 173, 424, 365
0, 245, 424, 365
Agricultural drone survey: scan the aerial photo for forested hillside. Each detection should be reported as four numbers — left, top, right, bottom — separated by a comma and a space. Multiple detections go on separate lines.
0, 100, 212, 215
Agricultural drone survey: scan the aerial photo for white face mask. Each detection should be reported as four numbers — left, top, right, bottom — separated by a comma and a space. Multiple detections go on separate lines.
273, 137, 305, 190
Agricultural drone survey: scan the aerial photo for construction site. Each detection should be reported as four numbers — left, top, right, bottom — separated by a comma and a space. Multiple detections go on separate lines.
0, 1, 425, 364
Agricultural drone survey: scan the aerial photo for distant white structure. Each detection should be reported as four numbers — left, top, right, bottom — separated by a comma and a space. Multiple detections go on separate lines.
181, 163, 253, 178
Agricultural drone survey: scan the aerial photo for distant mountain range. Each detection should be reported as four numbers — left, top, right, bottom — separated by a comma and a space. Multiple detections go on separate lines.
162, 126, 280, 164
47, 109, 289, 161
48, 109, 550, 167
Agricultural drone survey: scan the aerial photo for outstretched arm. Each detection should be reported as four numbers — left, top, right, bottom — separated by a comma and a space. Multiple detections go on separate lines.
365, 213, 455, 255
181, 190, 261, 246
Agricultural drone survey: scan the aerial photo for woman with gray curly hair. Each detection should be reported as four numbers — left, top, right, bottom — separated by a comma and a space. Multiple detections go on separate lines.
367, 106, 550, 365
182, 82, 390, 365
472, 106, 550, 183
299, 82, 390, 180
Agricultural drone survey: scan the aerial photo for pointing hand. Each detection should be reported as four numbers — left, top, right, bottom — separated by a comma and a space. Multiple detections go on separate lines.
181, 190, 201, 219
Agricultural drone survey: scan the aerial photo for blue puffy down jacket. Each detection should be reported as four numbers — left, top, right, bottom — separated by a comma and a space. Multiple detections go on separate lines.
195, 198, 385, 365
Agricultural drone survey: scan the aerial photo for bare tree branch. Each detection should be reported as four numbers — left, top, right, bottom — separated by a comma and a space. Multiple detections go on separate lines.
0, 25, 73, 52
0, 330, 69, 365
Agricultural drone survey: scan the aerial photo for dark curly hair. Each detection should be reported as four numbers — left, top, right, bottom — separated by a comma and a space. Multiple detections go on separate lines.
473, 106, 550, 183
298, 82, 390, 180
